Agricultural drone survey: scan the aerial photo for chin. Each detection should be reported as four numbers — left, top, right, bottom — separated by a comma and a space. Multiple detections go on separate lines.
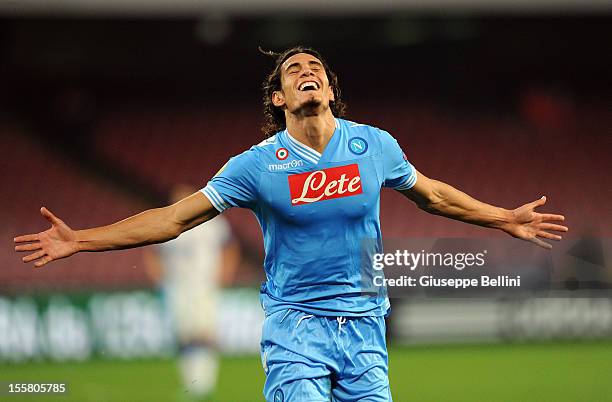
297, 96, 327, 114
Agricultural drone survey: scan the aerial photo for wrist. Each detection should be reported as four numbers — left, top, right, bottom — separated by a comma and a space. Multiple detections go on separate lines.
73, 230, 85, 253
496, 208, 515, 232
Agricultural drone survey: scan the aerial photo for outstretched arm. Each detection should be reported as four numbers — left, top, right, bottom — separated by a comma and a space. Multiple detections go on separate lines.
14, 191, 218, 267
400, 170, 568, 249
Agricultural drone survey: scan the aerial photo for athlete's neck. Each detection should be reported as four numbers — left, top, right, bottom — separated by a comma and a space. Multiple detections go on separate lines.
285, 110, 336, 154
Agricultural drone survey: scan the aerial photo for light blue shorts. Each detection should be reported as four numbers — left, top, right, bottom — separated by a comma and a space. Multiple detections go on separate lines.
260, 309, 392, 402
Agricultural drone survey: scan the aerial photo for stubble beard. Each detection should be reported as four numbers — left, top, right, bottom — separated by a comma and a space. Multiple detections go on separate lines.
296, 96, 328, 118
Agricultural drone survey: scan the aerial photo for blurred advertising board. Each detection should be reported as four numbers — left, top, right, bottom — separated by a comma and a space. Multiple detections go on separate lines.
0, 289, 263, 362
392, 295, 612, 344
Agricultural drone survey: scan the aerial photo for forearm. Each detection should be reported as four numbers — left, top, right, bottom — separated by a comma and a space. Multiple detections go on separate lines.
400, 171, 567, 249
75, 207, 181, 252
419, 180, 513, 230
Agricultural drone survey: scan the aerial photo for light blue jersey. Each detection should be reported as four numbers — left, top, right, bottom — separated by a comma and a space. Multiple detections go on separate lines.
202, 118, 416, 317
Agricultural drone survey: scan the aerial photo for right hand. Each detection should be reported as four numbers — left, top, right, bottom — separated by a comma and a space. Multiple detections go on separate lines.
14, 207, 79, 268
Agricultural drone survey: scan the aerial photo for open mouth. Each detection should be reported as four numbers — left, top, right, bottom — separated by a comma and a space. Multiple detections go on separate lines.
298, 81, 319, 92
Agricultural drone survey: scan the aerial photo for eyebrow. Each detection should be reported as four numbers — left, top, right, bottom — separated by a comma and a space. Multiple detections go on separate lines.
284, 60, 323, 71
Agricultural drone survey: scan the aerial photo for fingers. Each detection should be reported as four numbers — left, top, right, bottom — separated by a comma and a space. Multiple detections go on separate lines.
530, 237, 552, 250
22, 250, 46, 263
14, 234, 39, 243
19, 248, 54, 267
34, 256, 53, 268
537, 231, 562, 241
540, 213, 565, 222
15, 243, 42, 252
41, 207, 61, 225
529, 197, 566, 222
531, 196, 547, 208
539, 223, 568, 232
530, 229, 562, 249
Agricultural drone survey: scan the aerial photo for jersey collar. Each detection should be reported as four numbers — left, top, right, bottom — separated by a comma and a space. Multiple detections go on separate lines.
284, 119, 339, 165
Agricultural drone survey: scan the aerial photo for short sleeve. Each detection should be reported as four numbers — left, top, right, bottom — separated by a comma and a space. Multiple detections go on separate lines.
379, 130, 417, 190
201, 149, 259, 212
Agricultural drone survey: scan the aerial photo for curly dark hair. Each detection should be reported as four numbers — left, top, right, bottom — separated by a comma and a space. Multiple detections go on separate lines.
260, 46, 347, 138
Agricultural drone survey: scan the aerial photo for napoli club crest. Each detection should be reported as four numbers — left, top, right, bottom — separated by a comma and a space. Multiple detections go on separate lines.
348, 137, 368, 155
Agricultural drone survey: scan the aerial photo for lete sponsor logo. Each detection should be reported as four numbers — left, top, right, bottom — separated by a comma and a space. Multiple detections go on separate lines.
288, 164, 362, 205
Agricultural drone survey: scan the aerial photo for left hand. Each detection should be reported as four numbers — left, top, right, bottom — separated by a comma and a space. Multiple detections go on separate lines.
502, 196, 568, 249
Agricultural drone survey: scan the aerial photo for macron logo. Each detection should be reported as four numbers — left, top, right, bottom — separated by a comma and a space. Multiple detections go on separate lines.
268, 159, 304, 171
288, 164, 362, 205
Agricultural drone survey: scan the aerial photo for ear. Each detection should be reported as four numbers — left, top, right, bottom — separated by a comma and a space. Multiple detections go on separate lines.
328, 86, 335, 102
272, 91, 285, 107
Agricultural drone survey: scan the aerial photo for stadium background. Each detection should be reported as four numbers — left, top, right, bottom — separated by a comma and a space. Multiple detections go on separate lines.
1, 1, 611, 401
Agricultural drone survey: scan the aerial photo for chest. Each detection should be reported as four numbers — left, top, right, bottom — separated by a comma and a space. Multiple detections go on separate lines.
259, 157, 382, 224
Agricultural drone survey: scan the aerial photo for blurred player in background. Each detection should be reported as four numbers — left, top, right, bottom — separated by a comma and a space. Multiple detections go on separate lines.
144, 184, 240, 401
15, 46, 568, 401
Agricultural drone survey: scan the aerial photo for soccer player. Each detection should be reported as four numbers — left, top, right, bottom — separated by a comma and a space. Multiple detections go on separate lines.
144, 184, 240, 400
15, 46, 568, 401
